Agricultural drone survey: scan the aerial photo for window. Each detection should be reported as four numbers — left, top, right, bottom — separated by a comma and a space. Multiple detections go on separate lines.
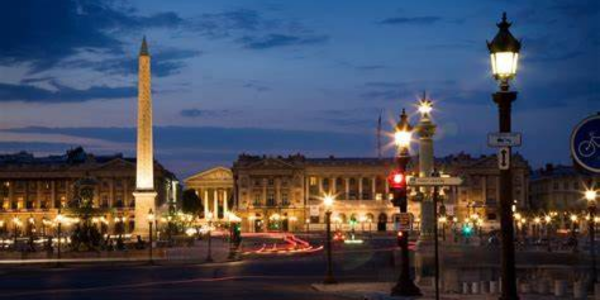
553, 182, 559, 190
253, 193, 261, 206
282, 192, 289, 205
268, 178, 274, 186
309, 177, 318, 186
267, 192, 276, 206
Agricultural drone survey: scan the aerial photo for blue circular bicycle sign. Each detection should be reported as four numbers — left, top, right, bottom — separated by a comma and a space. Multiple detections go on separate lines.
571, 113, 600, 173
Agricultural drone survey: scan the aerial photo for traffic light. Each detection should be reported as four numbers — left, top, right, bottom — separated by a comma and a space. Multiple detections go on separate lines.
396, 230, 405, 246
388, 170, 407, 207
462, 224, 473, 237
231, 223, 242, 245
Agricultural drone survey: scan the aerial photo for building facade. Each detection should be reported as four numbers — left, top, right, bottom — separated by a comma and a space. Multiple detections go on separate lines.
0, 147, 178, 233
184, 166, 234, 220
184, 152, 531, 233
530, 164, 599, 212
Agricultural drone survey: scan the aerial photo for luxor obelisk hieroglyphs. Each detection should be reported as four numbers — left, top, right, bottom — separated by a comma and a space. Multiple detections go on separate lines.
133, 37, 157, 236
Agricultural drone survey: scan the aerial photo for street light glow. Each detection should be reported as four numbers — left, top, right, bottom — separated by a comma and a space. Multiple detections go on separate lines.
418, 100, 433, 115
585, 189, 597, 202
323, 193, 335, 208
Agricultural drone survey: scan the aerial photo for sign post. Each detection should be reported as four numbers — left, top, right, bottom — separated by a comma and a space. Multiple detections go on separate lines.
488, 132, 522, 147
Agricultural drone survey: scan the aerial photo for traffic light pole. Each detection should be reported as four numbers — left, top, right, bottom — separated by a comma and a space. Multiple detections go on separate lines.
432, 184, 440, 300
391, 154, 422, 297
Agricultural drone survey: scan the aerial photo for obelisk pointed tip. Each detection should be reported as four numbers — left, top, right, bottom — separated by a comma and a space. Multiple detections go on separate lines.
140, 36, 149, 56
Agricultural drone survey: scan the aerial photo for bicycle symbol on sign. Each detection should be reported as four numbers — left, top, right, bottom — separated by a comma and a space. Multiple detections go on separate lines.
578, 132, 600, 158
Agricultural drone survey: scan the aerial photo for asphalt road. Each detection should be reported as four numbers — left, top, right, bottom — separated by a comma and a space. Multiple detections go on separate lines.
0, 246, 397, 300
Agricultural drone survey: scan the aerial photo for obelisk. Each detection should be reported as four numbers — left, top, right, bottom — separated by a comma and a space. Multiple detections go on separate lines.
133, 37, 157, 237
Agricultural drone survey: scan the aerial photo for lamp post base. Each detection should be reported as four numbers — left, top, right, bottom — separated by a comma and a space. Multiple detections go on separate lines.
391, 281, 422, 297
323, 276, 337, 285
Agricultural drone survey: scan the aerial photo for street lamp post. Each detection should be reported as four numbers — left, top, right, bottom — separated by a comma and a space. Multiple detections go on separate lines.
586, 189, 597, 291
390, 109, 422, 297
323, 194, 337, 284
206, 212, 214, 263
487, 12, 521, 300
147, 209, 155, 265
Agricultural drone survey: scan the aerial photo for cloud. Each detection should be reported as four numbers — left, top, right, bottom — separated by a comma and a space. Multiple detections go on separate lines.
187, 8, 328, 50
380, 16, 442, 26
64, 48, 202, 78
238, 34, 328, 49
0, 0, 184, 73
356, 65, 385, 71
242, 82, 271, 92
0, 80, 135, 103
180, 109, 237, 118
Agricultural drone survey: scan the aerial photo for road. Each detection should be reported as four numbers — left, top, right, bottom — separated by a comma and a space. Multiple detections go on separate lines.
0, 245, 398, 300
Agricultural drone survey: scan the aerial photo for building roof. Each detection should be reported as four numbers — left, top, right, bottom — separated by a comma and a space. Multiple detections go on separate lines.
530, 164, 584, 181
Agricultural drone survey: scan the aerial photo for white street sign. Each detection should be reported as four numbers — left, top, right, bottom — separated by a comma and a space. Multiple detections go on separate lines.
407, 176, 463, 186
488, 132, 522, 147
498, 147, 510, 170
444, 205, 455, 216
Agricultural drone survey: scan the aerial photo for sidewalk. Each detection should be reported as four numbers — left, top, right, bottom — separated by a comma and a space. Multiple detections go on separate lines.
311, 282, 583, 299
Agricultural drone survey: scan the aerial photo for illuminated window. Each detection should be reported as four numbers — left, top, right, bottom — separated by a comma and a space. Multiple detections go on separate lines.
309, 177, 318, 186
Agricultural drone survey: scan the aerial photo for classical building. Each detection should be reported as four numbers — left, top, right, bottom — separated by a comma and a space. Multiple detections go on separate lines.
438, 152, 530, 224
529, 164, 598, 212
0, 147, 178, 233
184, 167, 234, 220
183, 152, 530, 233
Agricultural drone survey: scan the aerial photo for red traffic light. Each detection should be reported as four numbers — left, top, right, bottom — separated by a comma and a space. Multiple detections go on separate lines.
388, 171, 406, 189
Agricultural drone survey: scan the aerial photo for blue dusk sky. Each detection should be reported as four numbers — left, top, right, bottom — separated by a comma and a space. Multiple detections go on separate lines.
0, 0, 597, 178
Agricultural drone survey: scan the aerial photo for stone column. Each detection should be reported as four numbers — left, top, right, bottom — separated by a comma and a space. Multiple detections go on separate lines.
204, 189, 209, 218
417, 105, 436, 242
36, 181, 43, 209
223, 189, 229, 217
331, 177, 336, 194
414, 96, 437, 284
213, 189, 219, 219
8, 181, 14, 210
344, 178, 350, 200
109, 179, 115, 208
371, 176, 377, 200
358, 177, 363, 200
318, 177, 323, 195
51, 181, 56, 209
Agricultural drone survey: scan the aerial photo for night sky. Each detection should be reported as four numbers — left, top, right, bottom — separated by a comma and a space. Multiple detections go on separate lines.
0, 0, 597, 178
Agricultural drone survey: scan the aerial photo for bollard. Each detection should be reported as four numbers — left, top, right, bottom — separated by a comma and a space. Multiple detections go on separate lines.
554, 280, 567, 297
480, 280, 489, 294
490, 281, 498, 294
536, 280, 549, 295
471, 282, 480, 294
462, 282, 470, 294
573, 281, 587, 299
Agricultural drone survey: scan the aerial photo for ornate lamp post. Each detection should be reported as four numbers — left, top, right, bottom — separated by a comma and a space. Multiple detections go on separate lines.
205, 212, 214, 263
586, 189, 597, 290
147, 209, 155, 265
487, 12, 521, 300
323, 193, 337, 284
391, 109, 422, 297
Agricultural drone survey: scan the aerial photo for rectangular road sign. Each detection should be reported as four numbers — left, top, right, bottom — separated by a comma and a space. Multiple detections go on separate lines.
407, 176, 463, 186
498, 147, 510, 170
488, 132, 522, 147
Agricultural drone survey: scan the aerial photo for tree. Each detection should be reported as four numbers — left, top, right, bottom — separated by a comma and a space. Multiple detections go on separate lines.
181, 189, 203, 217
